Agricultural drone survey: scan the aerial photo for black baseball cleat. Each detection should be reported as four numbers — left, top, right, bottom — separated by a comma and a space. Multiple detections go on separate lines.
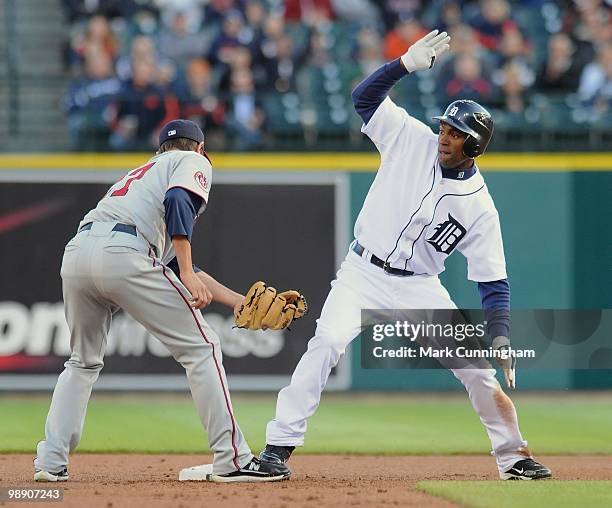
500, 458, 552, 480
259, 444, 295, 465
34, 467, 69, 482
206, 457, 291, 483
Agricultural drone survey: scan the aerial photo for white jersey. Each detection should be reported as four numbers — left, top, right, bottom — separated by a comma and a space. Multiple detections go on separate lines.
80, 150, 212, 264
355, 97, 506, 282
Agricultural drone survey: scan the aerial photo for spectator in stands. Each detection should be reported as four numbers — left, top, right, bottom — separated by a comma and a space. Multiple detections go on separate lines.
62, 0, 152, 23
355, 27, 385, 75
330, 0, 381, 27
284, 0, 335, 25
439, 0, 462, 32
110, 60, 167, 150
253, 13, 308, 91
155, 0, 206, 33
446, 23, 491, 62
219, 45, 259, 91
492, 27, 535, 89
158, 10, 210, 69
156, 61, 180, 96
225, 68, 266, 150
425, 0, 463, 33
68, 15, 118, 73
178, 58, 224, 130
257, 13, 287, 63
62, 0, 105, 23
378, 0, 422, 31
443, 53, 495, 103
243, 0, 267, 46
469, 0, 519, 51
308, 31, 333, 67
564, 0, 611, 48
64, 46, 121, 150
497, 27, 531, 67
208, 10, 253, 65
535, 32, 583, 92
499, 61, 528, 113
116, 35, 157, 81
437, 24, 495, 93
384, 17, 428, 60
578, 43, 612, 113
205, 0, 244, 23
261, 34, 305, 92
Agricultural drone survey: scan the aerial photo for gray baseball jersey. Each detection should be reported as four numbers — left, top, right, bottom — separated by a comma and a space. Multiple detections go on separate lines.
80, 150, 212, 264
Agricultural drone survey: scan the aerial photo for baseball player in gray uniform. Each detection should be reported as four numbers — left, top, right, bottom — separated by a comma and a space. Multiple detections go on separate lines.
34, 120, 289, 483
260, 31, 552, 481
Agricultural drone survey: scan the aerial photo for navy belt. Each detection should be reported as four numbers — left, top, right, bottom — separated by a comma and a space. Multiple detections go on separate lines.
352, 241, 415, 276
79, 222, 137, 236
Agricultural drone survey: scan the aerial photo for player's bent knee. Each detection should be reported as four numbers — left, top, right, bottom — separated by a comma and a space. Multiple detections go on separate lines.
307, 329, 351, 360
172, 343, 214, 373
65, 359, 104, 373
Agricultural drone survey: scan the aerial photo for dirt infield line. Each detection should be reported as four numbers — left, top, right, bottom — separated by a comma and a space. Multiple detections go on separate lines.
2, 454, 611, 508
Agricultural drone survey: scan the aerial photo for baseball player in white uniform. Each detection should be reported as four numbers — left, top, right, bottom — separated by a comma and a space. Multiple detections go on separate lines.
34, 120, 290, 483
260, 31, 552, 481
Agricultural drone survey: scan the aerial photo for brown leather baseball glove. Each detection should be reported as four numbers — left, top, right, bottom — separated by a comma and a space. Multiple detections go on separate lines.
234, 281, 308, 331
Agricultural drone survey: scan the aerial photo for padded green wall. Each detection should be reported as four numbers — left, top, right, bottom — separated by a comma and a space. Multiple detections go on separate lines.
348, 170, 612, 390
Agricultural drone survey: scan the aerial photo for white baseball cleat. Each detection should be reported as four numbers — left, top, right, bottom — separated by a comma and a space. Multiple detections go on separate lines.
34, 467, 69, 482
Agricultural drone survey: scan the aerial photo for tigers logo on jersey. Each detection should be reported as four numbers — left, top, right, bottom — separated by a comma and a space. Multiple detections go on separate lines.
194, 171, 208, 191
427, 213, 466, 254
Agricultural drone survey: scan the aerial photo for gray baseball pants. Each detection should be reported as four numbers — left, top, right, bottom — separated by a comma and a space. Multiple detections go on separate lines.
34, 221, 252, 474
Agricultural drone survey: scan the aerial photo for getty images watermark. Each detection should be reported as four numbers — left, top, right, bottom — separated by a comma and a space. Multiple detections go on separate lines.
370, 319, 534, 361
360, 309, 612, 369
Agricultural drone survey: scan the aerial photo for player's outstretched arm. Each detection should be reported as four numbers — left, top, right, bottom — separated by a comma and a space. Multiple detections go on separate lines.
195, 270, 244, 313
351, 29, 450, 124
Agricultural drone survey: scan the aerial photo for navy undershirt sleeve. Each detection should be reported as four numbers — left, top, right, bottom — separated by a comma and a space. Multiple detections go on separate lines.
166, 257, 202, 278
351, 58, 409, 124
478, 279, 511, 340
164, 187, 203, 241
164, 187, 204, 277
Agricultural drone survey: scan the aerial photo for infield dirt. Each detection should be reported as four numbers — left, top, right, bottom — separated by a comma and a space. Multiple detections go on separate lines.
2, 454, 612, 507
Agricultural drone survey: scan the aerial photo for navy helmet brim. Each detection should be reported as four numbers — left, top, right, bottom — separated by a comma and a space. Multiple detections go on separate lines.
432, 115, 479, 139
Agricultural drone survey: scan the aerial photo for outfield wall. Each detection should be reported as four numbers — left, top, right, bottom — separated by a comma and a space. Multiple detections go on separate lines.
0, 153, 610, 390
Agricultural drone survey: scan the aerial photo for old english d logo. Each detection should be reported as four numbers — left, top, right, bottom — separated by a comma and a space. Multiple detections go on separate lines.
427, 213, 466, 254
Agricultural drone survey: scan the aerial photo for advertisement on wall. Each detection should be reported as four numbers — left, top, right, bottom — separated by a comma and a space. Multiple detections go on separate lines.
0, 175, 349, 390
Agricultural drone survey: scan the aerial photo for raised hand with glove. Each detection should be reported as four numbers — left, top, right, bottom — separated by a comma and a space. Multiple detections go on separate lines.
400, 29, 451, 72
235, 281, 308, 331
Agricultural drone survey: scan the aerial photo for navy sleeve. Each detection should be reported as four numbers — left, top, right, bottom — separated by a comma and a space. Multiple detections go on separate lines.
163, 187, 203, 242
166, 257, 202, 278
351, 59, 409, 124
478, 279, 511, 340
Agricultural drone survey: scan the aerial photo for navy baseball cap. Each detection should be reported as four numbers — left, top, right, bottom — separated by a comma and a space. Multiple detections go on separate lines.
158, 119, 204, 147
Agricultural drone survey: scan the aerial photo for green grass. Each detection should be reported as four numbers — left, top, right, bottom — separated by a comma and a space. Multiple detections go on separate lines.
1, 394, 611, 454
417, 481, 612, 508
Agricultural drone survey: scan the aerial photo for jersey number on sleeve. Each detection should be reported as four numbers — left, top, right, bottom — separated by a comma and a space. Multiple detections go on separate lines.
110, 162, 156, 197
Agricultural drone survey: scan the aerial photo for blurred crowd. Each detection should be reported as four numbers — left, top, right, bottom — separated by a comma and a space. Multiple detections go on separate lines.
61, 0, 612, 151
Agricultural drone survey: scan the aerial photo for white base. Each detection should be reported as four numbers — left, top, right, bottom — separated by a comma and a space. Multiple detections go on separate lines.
178, 463, 214, 481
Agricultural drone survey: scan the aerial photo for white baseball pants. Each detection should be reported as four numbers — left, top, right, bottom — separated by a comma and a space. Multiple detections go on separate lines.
266, 248, 529, 473
34, 222, 252, 475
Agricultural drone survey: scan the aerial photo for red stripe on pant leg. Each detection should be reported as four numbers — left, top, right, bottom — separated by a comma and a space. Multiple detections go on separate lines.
149, 252, 240, 470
